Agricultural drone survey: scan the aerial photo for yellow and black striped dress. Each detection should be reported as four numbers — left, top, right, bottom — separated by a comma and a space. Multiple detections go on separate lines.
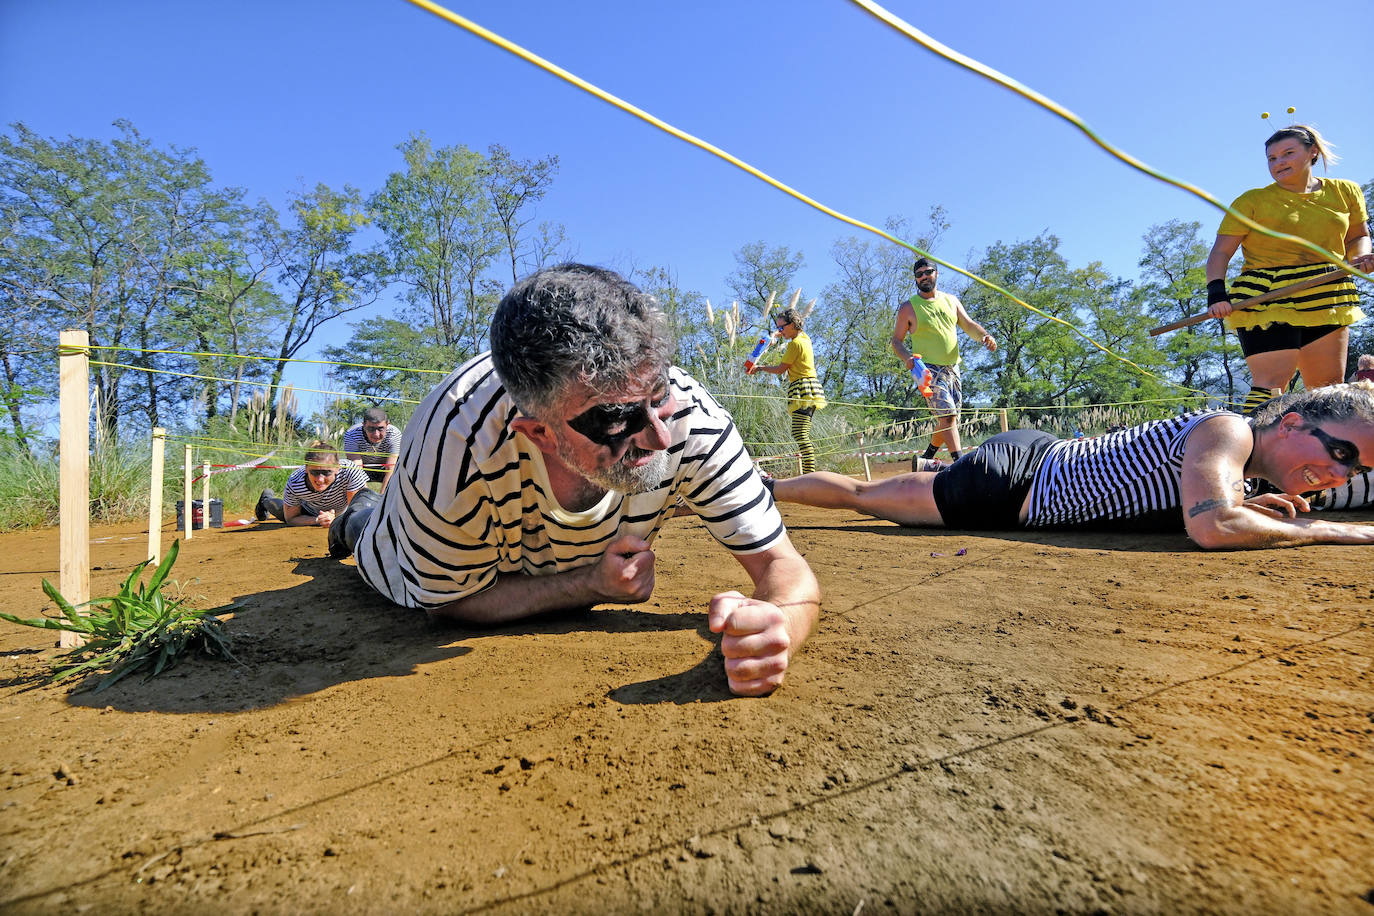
1218, 178, 1367, 331
781, 332, 826, 473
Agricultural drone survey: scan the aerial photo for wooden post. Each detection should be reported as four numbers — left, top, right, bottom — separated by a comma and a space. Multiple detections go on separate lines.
58, 330, 90, 649
182, 444, 193, 541
201, 462, 210, 530
1000, 408, 1009, 432
147, 428, 166, 566
858, 434, 872, 482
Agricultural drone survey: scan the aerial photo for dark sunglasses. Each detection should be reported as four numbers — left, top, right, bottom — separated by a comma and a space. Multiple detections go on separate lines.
775, 320, 791, 330
1308, 426, 1370, 477
566, 376, 672, 448
914, 268, 937, 279
306, 467, 337, 478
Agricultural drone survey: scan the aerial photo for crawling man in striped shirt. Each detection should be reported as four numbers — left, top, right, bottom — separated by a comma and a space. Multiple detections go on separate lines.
768, 383, 1374, 550
332, 264, 820, 697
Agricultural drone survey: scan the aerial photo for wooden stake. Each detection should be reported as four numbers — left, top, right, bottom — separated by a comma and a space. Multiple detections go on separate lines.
58, 330, 90, 649
183, 444, 193, 541
147, 428, 166, 566
1000, 408, 1009, 432
202, 462, 210, 530
859, 434, 872, 482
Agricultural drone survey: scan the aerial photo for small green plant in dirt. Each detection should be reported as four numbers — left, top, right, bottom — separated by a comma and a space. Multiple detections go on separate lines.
0, 540, 236, 692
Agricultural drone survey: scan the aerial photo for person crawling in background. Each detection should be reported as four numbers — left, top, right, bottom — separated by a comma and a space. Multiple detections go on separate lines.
768, 382, 1374, 550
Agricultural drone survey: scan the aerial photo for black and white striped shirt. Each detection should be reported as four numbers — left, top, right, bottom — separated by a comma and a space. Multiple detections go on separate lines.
1027, 411, 1232, 529
1312, 471, 1374, 511
342, 422, 402, 471
353, 353, 784, 610
283, 460, 370, 514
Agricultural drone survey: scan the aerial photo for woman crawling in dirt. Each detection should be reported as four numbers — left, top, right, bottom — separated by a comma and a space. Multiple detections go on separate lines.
768, 382, 1374, 550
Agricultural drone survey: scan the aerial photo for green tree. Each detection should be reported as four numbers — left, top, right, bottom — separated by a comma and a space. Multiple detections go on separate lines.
815, 209, 950, 406
0, 120, 251, 438
323, 316, 462, 421
960, 233, 1173, 411
264, 183, 387, 416
484, 144, 558, 285
1136, 219, 1242, 401
371, 135, 502, 357
725, 242, 805, 320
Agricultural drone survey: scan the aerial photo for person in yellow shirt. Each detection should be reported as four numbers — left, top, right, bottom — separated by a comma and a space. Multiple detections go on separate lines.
749, 306, 826, 472
1205, 124, 1373, 415
891, 258, 997, 469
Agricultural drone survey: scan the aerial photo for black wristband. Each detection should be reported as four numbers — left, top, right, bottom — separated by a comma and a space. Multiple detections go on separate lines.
1206, 279, 1229, 305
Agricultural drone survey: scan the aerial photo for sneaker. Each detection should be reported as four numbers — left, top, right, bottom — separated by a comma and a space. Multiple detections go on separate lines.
254, 488, 275, 522
911, 457, 945, 473
757, 468, 775, 496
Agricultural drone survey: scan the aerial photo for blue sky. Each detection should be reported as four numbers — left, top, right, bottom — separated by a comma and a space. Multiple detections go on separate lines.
3, 0, 1371, 413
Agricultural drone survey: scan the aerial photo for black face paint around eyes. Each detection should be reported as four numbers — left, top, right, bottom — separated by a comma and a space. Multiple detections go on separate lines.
567, 401, 652, 447
1308, 427, 1368, 476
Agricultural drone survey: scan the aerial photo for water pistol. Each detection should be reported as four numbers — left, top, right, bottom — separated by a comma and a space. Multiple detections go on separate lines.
743, 331, 778, 373
909, 354, 933, 397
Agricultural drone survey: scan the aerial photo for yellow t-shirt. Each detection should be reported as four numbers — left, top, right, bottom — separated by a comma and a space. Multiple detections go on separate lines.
902, 292, 961, 366
781, 332, 817, 382
1217, 178, 1368, 270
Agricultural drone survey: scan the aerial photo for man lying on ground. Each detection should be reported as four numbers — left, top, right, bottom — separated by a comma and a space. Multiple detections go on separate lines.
768, 382, 1374, 549
330, 263, 820, 696
255, 442, 369, 528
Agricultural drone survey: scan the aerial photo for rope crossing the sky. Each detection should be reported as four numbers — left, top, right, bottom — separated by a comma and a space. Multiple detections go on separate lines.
399, 0, 1214, 399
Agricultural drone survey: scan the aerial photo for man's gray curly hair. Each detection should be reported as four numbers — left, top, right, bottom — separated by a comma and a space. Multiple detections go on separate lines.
490, 264, 675, 418
1251, 380, 1374, 430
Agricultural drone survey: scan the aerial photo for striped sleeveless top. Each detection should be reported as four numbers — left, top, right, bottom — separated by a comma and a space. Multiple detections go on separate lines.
1026, 411, 1236, 530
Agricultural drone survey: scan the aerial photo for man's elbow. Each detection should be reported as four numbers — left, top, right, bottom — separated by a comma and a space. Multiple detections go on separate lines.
1186, 519, 1252, 550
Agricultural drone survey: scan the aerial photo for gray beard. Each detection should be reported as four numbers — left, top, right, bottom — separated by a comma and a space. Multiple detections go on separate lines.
583, 447, 670, 495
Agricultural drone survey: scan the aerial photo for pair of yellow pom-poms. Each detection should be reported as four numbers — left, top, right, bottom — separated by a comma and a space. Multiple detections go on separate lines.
1260, 107, 1297, 120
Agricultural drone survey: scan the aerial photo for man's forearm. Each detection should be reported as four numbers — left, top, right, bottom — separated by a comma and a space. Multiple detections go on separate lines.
429, 567, 602, 625
1188, 506, 1374, 549
749, 552, 819, 655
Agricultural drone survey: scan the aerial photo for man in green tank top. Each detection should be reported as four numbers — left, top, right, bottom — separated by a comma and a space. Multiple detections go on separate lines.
891, 258, 997, 468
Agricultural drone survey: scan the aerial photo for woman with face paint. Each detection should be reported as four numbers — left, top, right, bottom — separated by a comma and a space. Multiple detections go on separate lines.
748, 306, 827, 473
1205, 124, 1373, 415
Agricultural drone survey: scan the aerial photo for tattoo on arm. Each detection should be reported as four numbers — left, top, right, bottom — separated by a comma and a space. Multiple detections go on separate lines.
1188, 497, 1231, 519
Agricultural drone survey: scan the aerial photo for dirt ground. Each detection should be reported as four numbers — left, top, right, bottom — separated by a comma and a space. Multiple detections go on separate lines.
1, 465, 1371, 915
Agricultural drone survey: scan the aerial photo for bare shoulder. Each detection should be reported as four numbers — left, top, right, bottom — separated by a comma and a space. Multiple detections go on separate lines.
1182, 413, 1252, 471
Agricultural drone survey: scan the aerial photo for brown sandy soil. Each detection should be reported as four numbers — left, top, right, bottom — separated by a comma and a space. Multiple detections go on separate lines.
1, 466, 1371, 915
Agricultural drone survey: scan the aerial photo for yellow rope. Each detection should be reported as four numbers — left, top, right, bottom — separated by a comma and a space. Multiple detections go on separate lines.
88, 360, 424, 405
82, 343, 449, 376
400, 0, 1206, 398
849, 0, 1373, 284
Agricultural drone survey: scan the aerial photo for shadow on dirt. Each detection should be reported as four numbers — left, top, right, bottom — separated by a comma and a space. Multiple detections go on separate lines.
65, 554, 707, 715
786, 520, 1197, 553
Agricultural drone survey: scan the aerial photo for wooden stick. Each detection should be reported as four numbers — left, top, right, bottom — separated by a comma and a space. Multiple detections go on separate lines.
183, 445, 193, 541
147, 428, 166, 566
202, 462, 211, 530
1148, 268, 1349, 337
58, 330, 90, 649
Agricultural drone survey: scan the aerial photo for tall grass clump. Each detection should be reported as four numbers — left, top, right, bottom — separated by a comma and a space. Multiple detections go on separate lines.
0, 540, 235, 692
0, 435, 151, 531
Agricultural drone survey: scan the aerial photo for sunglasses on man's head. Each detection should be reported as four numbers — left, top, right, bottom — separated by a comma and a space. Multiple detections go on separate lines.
914, 269, 937, 279
1308, 426, 1370, 477
566, 374, 672, 447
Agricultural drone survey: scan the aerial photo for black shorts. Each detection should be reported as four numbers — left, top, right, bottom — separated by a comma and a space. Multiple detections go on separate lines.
362, 467, 389, 484
1235, 322, 1342, 357
932, 430, 1058, 529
